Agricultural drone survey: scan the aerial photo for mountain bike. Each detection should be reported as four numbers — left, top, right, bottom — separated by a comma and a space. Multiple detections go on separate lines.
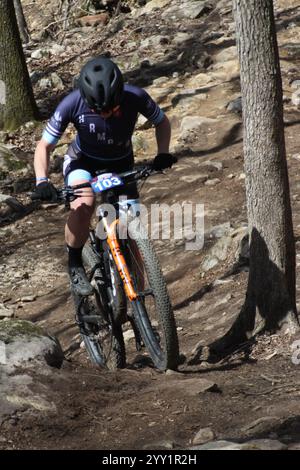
34, 165, 180, 371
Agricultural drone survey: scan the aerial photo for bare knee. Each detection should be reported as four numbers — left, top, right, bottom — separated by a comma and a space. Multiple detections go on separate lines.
70, 180, 95, 217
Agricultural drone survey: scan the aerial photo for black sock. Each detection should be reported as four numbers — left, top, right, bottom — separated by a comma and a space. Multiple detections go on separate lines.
67, 245, 84, 269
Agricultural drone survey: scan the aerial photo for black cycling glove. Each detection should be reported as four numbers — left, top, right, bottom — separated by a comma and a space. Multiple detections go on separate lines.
152, 153, 177, 171
34, 181, 58, 202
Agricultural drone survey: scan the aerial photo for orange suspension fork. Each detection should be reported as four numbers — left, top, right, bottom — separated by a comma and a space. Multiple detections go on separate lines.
103, 218, 137, 301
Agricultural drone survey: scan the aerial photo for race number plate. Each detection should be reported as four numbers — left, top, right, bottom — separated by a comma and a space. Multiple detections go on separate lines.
91, 173, 124, 193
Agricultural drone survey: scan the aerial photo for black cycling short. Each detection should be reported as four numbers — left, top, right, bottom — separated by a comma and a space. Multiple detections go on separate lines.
63, 142, 139, 199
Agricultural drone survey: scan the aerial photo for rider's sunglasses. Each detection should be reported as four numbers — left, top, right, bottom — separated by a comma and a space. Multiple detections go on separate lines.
99, 105, 121, 118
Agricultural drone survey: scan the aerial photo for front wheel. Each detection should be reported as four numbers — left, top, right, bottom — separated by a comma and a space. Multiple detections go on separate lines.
125, 221, 180, 370
80, 244, 126, 370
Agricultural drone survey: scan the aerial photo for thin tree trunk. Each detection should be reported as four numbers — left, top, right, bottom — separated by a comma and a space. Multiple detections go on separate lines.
0, 0, 38, 130
209, 0, 299, 355
13, 0, 30, 44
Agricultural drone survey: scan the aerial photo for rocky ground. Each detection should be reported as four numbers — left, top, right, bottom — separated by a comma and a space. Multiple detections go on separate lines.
1, 0, 300, 450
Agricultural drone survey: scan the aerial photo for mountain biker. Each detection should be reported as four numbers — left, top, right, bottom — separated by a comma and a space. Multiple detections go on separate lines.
33, 56, 176, 297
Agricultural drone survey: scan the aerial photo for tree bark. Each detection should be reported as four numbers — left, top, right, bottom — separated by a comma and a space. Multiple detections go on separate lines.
0, 0, 37, 130
13, 0, 30, 44
209, 0, 299, 355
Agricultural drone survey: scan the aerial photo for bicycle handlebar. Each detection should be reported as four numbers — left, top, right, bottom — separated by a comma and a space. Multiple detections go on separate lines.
30, 164, 160, 203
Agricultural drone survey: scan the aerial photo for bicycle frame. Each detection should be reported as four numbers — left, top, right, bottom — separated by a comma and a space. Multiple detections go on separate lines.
99, 214, 138, 302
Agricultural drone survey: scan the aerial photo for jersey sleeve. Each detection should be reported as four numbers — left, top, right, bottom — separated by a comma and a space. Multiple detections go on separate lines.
136, 88, 165, 125
42, 93, 74, 144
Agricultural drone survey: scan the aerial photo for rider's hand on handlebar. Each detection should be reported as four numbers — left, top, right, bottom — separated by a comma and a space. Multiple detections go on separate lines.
152, 153, 177, 171
33, 181, 58, 202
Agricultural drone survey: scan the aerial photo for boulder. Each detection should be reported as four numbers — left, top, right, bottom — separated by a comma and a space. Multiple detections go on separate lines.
177, 116, 241, 153
190, 439, 287, 450
0, 319, 64, 368
201, 225, 248, 272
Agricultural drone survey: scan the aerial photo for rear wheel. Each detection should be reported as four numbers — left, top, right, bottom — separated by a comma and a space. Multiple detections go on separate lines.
79, 244, 126, 369
125, 221, 180, 370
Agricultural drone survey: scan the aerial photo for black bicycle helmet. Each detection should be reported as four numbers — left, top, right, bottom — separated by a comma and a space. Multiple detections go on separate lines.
79, 56, 124, 112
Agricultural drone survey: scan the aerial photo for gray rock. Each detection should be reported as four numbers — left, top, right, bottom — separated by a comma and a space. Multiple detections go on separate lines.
123, 329, 135, 343
180, 174, 208, 184
190, 439, 286, 450
180, 116, 217, 140
202, 236, 232, 271
205, 222, 231, 239
241, 416, 279, 434
180, 1, 212, 19
0, 319, 64, 368
38, 78, 52, 89
291, 89, 300, 106
241, 439, 287, 450
192, 427, 215, 445
31, 48, 50, 59
0, 304, 14, 319
50, 72, 64, 90
214, 293, 233, 307
19, 295, 37, 302
173, 32, 193, 45
136, 0, 172, 16
143, 440, 174, 450
0, 370, 57, 422
190, 440, 241, 450
152, 76, 169, 86
290, 79, 300, 89
205, 178, 221, 186
227, 96, 242, 114
141, 35, 169, 48
200, 160, 223, 171
50, 44, 65, 55
201, 256, 219, 272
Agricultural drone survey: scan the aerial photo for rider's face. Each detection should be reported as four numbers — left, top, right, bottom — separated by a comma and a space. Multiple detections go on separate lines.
91, 105, 121, 119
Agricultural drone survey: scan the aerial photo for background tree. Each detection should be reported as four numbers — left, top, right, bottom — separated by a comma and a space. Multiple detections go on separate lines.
13, 0, 30, 44
210, 0, 299, 355
0, 0, 37, 131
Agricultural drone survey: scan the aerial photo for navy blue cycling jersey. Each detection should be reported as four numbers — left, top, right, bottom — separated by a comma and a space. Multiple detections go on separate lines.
43, 84, 164, 161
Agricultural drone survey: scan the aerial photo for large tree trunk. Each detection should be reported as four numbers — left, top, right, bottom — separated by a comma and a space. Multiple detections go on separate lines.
210, 0, 299, 354
13, 0, 30, 44
0, 0, 37, 131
